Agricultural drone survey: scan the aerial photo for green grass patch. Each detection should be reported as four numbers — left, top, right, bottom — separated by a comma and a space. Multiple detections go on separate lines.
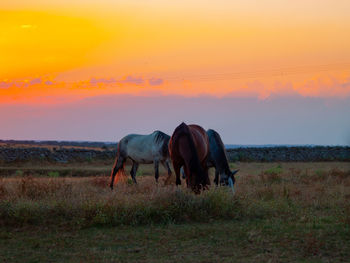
0, 220, 349, 263
48, 171, 60, 178
264, 164, 283, 175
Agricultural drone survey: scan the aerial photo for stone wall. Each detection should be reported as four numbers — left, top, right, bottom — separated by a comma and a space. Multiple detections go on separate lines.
0, 147, 116, 164
226, 146, 350, 162
0, 146, 349, 164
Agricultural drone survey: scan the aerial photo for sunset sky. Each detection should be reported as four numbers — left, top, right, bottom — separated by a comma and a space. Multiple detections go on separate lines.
1, 0, 350, 144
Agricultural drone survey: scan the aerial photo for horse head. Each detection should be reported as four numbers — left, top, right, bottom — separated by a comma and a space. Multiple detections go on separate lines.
219, 169, 239, 186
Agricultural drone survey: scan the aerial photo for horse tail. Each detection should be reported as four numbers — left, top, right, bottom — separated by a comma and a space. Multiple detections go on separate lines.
110, 143, 127, 187
172, 123, 205, 186
111, 162, 126, 185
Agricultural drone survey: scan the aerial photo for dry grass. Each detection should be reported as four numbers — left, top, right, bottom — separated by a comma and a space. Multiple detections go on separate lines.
0, 163, 349, 228
1, 163, 350, 262
0, 174, 239, 227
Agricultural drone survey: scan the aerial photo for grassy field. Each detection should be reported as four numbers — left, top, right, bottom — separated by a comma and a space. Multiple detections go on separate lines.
0, 162, 350, 262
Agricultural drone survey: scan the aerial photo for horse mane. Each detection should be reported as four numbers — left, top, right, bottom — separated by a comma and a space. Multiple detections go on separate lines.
153, 130, 170, 158
172, 123, 205, 178
154, 130, 170, 144
208, 129, 231, 174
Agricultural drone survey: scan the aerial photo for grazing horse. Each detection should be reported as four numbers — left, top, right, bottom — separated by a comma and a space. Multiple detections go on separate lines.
168, 122, 210, 193
181, 129, 238, 189
110, 131, 172, 189
206, 129, 239, 187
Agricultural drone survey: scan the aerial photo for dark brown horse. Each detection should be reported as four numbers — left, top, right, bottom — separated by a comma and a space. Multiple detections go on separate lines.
168, 122, 210, 193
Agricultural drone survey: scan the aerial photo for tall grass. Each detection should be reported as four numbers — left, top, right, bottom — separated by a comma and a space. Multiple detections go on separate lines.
0, 167, 349, 228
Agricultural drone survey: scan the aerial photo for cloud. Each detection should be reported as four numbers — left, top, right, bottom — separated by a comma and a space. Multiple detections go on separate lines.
243, 80, 299, 99
89, 76, 163, 86
0, 81, 13, 89
299, 76, 350, 97
242, 76, 350, 99
342, 82, 350, 88
45, 80, 54, 85
148, 78, 164, 86
118, 76, 144, 85
20, 24, 37, 29
90, 78, 116, 85
29, 78, 42, 85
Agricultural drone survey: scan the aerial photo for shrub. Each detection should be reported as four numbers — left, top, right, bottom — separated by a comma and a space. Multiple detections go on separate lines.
260, 165, 283, 184
48, 171, 60, 178
15, 170, 24, 177
329, 168, 350, 180
264, 164, 283, 175
136, 169, 143, 177
0, 178, 7, 199
311, 170, 329, 182
89, 176, 109, 188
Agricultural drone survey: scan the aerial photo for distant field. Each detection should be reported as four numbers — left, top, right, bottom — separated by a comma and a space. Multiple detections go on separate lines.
0, 142, 107, 151
0, 162, 349, 262
1, 161, 349, 178
0, 140, 116, 149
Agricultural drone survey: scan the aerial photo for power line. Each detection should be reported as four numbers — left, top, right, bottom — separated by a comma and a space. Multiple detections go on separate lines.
33, 62, 350, 85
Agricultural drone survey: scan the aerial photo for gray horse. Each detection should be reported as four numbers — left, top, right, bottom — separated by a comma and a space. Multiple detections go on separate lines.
182, 129, 238, 187
110, 130, 172, 189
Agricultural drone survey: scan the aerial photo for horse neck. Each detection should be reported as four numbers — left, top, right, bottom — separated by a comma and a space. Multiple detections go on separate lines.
211, 136, 230, 175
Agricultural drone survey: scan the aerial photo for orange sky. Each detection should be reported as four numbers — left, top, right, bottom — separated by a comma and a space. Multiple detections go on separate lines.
1, 0, 350, 104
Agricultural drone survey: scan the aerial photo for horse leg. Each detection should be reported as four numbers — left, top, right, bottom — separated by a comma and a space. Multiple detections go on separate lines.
173, 162, 181, 186
180, 166, 189, 187
214, 169, 219, 186
200, 160, 210, 190
110, 155, 125, 190
161, 161, 172, 184
154, 160, 159, 183
163, 160, 172, 177
204, 166, 210, 189
181, 166, 186, 179
130, 161, 139, 184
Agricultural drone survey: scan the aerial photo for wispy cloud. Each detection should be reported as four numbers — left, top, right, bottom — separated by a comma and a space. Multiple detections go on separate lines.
30, 78, 42, 85
90, 78, 116, 85
118, 76, 144, 85
148, 78, 164, 86
20, 24, 37, 29
0, 78, 56, 89
241, 75, 350, 100
0, 81, 13, 89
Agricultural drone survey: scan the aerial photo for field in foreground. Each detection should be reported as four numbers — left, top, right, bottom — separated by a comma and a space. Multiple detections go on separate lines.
0, 162, 350, 262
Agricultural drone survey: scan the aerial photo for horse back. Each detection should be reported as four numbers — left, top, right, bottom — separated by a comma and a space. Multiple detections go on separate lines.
188, 125, 209, 162
119, 132, 169, 162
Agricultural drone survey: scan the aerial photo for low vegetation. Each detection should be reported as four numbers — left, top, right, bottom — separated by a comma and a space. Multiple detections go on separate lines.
0, 165, 349, 227
0, 163, 349, 262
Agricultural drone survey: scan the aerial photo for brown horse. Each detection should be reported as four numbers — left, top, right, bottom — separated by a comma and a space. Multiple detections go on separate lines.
168, 122, 210, 193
